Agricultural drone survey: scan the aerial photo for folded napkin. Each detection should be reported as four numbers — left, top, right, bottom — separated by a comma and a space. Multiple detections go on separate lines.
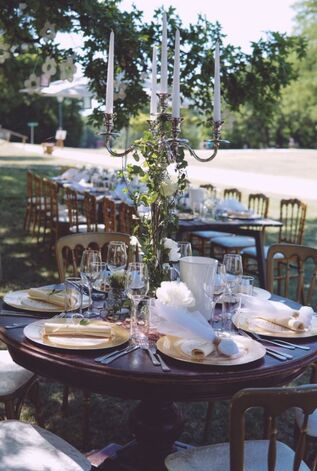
28, 287, 65, 308
43, 320, 112, 338
152, 301, 239, 358
216, 198, 247, 213
239, 294, 313, 332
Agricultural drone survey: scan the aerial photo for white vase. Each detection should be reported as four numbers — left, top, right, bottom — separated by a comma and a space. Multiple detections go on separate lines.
180, 256, 218, 321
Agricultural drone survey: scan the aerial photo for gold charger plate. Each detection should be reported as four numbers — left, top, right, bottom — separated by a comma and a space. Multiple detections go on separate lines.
232, 312, 317, 338
156, 335, 265, 366
227, 211, 260, 220
177, 212, 195, 221
24, 319, 129, 350
4, 289, 89, 313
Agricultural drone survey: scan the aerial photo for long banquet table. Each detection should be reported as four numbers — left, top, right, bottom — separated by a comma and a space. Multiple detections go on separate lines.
177, 217, 282, 289
0, 295, 315, 471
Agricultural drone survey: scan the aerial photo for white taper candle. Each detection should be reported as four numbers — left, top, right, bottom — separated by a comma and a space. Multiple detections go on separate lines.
160, 11, 168, 93
172, 29, 180, 118
150, 47, 158, 116
213, 41, 221, 122
105, 31, 114, 114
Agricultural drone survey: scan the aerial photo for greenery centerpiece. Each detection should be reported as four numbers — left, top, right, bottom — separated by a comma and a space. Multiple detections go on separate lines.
125, 112, 188, 292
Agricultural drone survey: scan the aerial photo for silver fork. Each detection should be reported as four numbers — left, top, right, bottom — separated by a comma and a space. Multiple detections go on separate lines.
148, 344, 171, 372
238, 329, 291, 361
139, 340, 161, 366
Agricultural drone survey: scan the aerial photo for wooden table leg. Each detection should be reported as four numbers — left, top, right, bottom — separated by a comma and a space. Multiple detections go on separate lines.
254, 231, 266, 289
127, 400, 183, 469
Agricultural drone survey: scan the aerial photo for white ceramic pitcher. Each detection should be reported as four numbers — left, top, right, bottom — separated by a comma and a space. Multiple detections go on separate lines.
180, 256, 218, 321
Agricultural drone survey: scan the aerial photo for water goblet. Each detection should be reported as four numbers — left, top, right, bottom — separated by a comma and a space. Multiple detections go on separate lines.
79, 249, 102, 318
125, 262, 149, 344
223, 253, 243, 294
204, 263, 226, 331
107, 241, 128, 273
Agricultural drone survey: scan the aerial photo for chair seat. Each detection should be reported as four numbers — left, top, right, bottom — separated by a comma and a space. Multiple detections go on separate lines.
193, 231, 233, 240
165, 440, 310, 471
0, 420, 91, 470
69, 224, 105, 233
242, 246, 285, 260
212, 235, 255, 249
0, 351, 34, 396
295, 407, 317, 438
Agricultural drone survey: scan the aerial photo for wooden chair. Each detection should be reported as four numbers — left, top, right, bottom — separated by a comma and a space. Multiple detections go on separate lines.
65, 187, 83, 233
118, 202, 137, 234
267, 243, 317, 309
55, 232, 131, 282
24, 170, 35, 234
0, 351, 39, 421
190, 187, 243, 255
223, 187, 242, 201
166, 384, 317, 471
46, 180, 69, 247
0, 419, 109, 470
210, 193, 270, 257
102, 197, 117, 232
83, 192, 104, 232
243, 199, 307, 277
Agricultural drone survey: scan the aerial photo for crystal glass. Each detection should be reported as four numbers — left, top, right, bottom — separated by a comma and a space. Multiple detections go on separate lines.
107, 241, 128, 273
239, 275, 254, 295
204, 263, 226, 330
177, 241, 192, 258
223, 253, 243, 294
125, 262, 149, 344
64, 277, 82, 315
79, 249, 102, 318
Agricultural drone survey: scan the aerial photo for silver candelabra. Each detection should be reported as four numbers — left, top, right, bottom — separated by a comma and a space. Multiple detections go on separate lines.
102, 93, 227, 162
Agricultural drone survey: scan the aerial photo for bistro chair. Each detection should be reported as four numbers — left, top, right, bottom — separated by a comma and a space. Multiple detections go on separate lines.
0, 351, 39, 422
267, 243, 317, 309
0, 419, 101, 470
24, 170, 35, 234
83, 192, 104, 232
46, 180, 69, 248
55, 231, 131, 282
210, 193, 270, 258
102, 197, 117, 232
166, 384, 317, 471
243, 198, 307, 277
118, 202, 138, 234
190, 187, 243, 256
65, 187, 86, 233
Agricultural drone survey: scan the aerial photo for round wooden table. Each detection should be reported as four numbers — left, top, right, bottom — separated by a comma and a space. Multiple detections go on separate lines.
0, 299, 316, 470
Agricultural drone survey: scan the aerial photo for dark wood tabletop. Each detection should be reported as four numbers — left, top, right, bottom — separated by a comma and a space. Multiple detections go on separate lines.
1, 296, 315, 470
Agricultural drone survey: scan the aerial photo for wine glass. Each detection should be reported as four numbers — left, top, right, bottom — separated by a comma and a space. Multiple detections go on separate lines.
177, 241, 192, 258
125, 263, 149, 344
79, 249, 102, 317
204, 263, 227, 330
223, 253, 243, 294
107, 241, 128, 273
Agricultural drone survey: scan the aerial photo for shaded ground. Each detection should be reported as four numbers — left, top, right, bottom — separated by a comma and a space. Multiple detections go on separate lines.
0, 145, 316, 460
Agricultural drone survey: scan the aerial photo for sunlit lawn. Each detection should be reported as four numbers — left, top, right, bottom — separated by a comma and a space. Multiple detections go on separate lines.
0, 149, 316, 462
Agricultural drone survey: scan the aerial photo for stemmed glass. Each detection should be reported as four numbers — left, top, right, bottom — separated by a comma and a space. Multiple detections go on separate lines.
177, 241, 192, 258
107, 241, 128, 273
223, 253, 243, 294
79, 249, 102, 317
204, 263, 227, 330
125, 262, 149, 343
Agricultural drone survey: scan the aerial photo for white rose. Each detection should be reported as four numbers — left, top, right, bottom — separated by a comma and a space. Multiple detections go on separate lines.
156, 281, 195, 308
160, 178, 178, 197
163, 238, 180, 262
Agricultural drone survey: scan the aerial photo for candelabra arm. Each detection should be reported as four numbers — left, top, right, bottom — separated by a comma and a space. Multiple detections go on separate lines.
182, 141, 219, 162
101, 112, 135, 158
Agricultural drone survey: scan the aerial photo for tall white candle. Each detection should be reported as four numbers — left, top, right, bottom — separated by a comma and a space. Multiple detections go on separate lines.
150, 47, 158, 116
172, 29, 180, 118
213, 41, 221, 122
160, 11, 168, 93
105, 31, 114, 114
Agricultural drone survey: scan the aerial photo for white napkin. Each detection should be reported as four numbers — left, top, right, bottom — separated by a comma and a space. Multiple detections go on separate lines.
28, 287, 65, 308
216, 198, 247, 213
152, 301, 239, 358
238, 294, 313, 332
43, 320, 112, 338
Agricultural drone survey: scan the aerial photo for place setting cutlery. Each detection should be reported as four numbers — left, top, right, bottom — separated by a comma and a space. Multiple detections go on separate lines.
238, 329, 293, 361
95, 344, 139, 365
250, 332, 310, 351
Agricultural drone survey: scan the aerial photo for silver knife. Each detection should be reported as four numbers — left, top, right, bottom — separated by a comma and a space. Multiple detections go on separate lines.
101, 345, 139, 364
155, 352, 171, 372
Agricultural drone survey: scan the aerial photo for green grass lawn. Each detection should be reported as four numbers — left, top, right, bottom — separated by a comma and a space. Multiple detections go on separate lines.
0, 148, 316, 462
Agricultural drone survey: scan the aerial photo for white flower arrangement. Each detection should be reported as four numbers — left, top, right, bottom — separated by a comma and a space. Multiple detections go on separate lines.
24, 73, 40, 93
163, 238, 180, 262
40, 21, 56, 42
42, 57, 57, 76
160, 177, 178, 197
156, 281, 195, 308
60, 57, 77, 82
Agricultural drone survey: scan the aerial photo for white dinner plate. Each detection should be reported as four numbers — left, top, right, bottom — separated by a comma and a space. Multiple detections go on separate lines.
253, 287, 271, 300
24, 319, 129, 350
156, 335, 266, 366
4, 288, 89, 313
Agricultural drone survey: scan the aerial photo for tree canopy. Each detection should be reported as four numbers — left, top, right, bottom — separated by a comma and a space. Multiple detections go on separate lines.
0, 0, 308, 146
